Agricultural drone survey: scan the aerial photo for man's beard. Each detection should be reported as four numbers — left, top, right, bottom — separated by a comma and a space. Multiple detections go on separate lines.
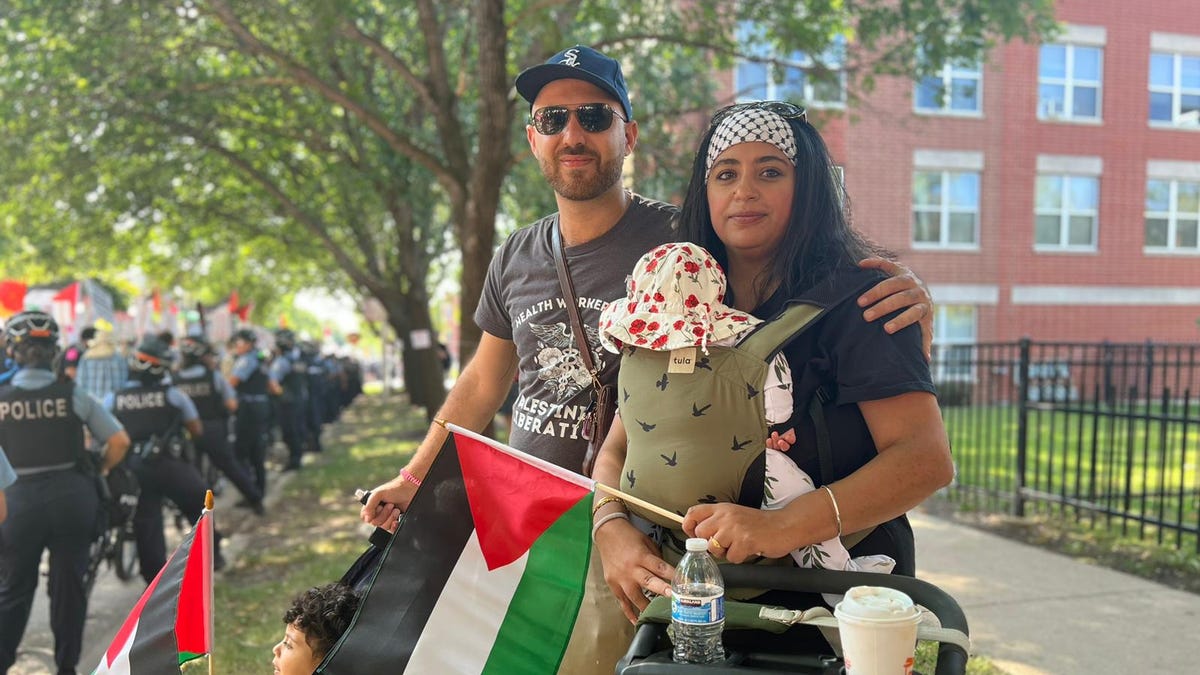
540, 145, 624, 201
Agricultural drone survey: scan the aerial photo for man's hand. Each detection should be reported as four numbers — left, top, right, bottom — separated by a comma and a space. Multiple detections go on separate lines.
359, 473, 418, 533
857, 257, 934, 361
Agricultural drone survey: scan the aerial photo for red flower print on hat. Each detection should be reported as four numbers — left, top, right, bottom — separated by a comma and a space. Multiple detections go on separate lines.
597, 242, 763, 355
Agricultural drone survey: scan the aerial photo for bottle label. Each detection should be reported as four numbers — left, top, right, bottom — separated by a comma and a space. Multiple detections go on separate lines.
671, 592, 725, 625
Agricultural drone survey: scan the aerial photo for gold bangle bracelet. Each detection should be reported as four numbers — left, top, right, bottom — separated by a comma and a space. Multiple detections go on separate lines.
820, 484, 843, 538
591, 495, 626, 519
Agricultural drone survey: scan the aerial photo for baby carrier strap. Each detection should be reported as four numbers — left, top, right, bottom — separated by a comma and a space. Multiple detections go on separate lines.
736, 303, 825, 363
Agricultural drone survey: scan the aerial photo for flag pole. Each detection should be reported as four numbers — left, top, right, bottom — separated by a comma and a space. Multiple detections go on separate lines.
593, 482, 684, 525
434, 418, 685, 525
204, 490, 215, 675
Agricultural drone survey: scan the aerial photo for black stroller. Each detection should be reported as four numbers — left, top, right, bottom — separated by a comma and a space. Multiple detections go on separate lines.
617, 565, 970, 675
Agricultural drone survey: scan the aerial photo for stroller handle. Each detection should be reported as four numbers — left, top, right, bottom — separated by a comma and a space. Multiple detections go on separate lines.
721, 565, 970, 675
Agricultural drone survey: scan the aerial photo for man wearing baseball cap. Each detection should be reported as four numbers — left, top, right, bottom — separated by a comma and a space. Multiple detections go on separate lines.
363, 43, 933, 674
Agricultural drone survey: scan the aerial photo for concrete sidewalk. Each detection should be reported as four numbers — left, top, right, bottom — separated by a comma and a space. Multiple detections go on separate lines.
912, 510, 1200, 674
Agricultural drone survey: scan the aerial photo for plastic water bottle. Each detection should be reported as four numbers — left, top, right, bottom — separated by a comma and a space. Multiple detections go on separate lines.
671, 537, 726, 664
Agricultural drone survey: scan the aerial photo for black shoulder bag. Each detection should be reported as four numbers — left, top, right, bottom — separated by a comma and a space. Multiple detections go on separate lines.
551, 222, 615, 477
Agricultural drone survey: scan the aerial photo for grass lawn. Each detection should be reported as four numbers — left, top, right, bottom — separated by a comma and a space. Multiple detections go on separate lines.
210, 392, 1002, 674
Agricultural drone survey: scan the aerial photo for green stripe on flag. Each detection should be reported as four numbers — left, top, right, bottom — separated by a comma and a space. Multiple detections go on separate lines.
482, 494, 593, 674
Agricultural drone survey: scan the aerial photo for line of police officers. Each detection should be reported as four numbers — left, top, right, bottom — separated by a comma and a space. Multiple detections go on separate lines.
0, 313, 361, 675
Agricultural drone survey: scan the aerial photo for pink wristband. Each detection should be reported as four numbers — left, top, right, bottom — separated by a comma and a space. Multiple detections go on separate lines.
400, 468, 423, 488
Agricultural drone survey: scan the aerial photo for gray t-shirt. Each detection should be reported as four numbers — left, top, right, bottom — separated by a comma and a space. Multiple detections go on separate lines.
475, 193, 677, 471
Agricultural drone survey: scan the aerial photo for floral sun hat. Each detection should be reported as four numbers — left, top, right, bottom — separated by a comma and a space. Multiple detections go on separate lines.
599, 242, 761, 354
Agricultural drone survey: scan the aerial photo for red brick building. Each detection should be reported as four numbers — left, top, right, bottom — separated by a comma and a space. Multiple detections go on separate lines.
723, 0, 1200, 348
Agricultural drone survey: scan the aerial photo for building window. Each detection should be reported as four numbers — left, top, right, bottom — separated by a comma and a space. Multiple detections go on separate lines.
1145, 178, 1200, 252
1149, 52, 1200, 127
912, 170, 980, 248
915, 60, 982, 114
1034, 175, 1099, 250
1038, 44, 1102, 121
933, 305, 977, 383
735, 22, 845, 107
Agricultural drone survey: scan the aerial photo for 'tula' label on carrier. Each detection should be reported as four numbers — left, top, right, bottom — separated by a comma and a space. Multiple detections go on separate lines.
668, 347, 697, 374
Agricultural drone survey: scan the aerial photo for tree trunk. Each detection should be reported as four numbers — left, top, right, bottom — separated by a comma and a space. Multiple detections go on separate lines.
390, 293, 447, 419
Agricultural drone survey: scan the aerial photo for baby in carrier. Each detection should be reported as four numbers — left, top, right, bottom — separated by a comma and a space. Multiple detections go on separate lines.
599, 242, 893, 576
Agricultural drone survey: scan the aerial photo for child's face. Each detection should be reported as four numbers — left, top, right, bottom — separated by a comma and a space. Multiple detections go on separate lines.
271, 623, 322, 675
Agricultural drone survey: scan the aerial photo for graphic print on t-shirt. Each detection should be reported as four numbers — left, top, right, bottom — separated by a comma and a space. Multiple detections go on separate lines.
527, 320, 605, 401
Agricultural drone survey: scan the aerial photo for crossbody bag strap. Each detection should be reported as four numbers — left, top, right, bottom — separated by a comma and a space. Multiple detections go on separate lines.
551, 221, 600, 386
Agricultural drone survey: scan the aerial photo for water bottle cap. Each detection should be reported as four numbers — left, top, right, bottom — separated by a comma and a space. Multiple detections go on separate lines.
685, 537, 709, 552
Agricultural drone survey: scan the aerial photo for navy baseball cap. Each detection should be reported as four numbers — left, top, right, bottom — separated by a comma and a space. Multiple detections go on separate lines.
516, 45, 633, 121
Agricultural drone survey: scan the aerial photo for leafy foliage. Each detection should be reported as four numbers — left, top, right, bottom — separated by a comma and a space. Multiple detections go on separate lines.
0, 0, 1056, 404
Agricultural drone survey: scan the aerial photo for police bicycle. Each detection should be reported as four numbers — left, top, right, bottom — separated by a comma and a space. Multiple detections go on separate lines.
83, 457, 140, 597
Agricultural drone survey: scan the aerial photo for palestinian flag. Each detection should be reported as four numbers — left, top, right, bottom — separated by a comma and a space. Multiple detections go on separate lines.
92, 511, 213, 674
319, 428, 593, 674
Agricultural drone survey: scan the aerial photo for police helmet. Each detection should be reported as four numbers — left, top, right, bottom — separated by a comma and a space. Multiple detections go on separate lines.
232, 328, 257, 345
129, 336, 172, 376
298, 340, 319, 358
274, 328, 297, 351
3, 311, 59, 347
180, 335, 214, 358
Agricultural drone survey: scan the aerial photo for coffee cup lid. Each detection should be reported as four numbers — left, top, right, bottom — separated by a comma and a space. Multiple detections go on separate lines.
834, 585, 920, 622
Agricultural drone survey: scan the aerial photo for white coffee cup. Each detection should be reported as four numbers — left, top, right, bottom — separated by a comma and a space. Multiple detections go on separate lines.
834, 585, 922, 674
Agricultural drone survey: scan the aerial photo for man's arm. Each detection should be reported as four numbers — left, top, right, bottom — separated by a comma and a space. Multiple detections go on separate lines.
857, 257, 935, 360
360, 331, 518, 527
99, 430, 131, 473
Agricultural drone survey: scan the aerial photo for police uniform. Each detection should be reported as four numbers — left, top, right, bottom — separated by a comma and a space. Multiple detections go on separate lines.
0, 368, 123, 674
269, 346, 309, 470
300, 344, 326, 455
230, 348, 271, 494
175, 363, 264, 511
105, 378, 215, 583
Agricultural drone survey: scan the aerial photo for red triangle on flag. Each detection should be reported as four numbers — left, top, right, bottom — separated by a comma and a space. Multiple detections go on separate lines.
453, 433, 592, 570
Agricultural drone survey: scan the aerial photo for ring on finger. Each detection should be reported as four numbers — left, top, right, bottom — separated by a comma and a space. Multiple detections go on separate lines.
709, 537, 723, 550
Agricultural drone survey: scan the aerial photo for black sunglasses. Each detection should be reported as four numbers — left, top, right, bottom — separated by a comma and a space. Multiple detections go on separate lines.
530, 103, 627, 136
710, 101, 807, 127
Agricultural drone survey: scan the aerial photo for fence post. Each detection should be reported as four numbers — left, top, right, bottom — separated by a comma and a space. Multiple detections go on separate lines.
1015, 337, 1031, 517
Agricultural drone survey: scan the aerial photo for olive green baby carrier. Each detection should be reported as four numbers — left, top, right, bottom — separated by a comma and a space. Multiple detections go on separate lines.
617, 302, 837, 563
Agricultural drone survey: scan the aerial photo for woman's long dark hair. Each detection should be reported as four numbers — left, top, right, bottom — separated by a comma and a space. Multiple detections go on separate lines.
679, 109, 887, 309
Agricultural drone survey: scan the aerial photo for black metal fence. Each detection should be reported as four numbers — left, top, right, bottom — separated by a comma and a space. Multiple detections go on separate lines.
933, 339, 1200, 551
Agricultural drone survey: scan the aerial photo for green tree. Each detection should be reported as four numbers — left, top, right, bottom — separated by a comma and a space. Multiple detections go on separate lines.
0, 0, 1056, 415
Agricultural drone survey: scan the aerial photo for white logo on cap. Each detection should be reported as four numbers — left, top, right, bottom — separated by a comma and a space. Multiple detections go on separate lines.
559, 48, 581, 67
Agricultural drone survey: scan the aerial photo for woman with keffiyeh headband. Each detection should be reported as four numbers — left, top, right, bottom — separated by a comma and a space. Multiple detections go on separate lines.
590, 103, 953, 636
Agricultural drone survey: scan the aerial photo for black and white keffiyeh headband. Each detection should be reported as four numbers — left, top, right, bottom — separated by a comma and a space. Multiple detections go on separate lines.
704, 107, 798, 182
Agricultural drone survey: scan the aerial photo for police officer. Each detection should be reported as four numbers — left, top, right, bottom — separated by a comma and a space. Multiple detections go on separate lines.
175, 335, 265, 515
268, 329, 308, 472
298, 340, 326, 455
0, 311, 130, 675
104, 336, 223, 583
227, 329, 271, 495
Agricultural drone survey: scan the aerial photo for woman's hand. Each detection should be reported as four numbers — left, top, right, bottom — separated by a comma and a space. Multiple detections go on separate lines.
594, 518, 675, 624
682, 503, 800, 563
857, 257, 934, 360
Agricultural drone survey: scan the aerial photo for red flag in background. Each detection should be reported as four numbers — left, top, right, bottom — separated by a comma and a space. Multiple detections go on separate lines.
279, 314, 288, 328
227, 290, 239, 314
235, 302, 253, 322
92, 511, 213, 674
0, 280, 26, 317
151, 289, 162, 314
